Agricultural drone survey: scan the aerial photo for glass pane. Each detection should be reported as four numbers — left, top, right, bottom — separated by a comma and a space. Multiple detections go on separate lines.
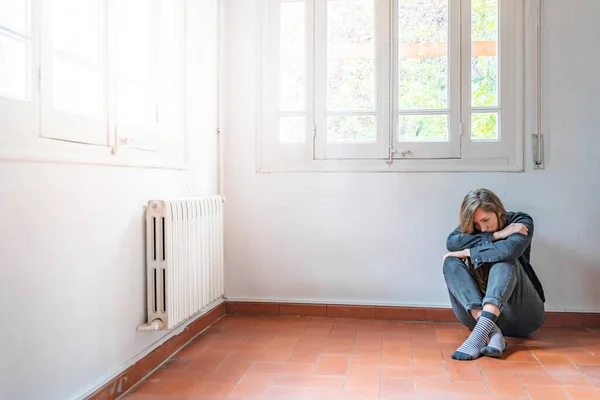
328, 115, 376, 142
280, 2, 305, 112
279, 116, 305, 143
53, 56, 100, 117
398, 0, 448, 110
0, 0, 29, 35
53, 0, 100, 65
117, 0, 155, 127
327, 0, 375, 111
471, 112, 498, 140
0, 33, 29, 100
398, 114, 447, 141
471, 0, 498, 107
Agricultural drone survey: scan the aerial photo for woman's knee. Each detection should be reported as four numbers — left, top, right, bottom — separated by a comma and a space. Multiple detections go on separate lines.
442, 257, 467, 277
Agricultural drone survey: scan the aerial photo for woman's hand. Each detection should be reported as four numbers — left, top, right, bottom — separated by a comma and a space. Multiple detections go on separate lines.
443, 249, 470, 263
493, 223, 528, 241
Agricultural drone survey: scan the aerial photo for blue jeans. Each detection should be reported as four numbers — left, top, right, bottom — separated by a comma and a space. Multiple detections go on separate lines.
443, 257, 545, 337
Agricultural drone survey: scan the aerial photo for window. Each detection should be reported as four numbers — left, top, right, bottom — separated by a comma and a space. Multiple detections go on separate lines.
0, 0, 188, 169
41, 0, 107, 144
258, 0, 537, 172
114, 0, 158, 149
110, 0, 185, 153
0, 0, 38, 145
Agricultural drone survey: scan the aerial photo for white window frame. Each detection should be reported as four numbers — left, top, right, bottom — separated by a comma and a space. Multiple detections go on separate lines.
313, 0, 389, 160
40, 0, 109, 146
391, 0, 461, 160
108, 0, 187, 154
0, 0, 189, 170
109, 0, 160, 152
0, 0, 40, 151
257, 0, 539, 172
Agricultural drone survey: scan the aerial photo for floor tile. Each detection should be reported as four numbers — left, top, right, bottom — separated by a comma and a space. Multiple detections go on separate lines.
228, 373, 277, 399
526, 384, 569, 400
484, 373, 529, 397
516, 372, 591, 386
561, 386, 600, 399
274, 374, 345, 389
313, 355, 349, 375
118, 316, 600, 400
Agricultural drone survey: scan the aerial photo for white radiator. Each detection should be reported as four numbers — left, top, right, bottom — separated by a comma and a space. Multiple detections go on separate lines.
141, 195, 225, 331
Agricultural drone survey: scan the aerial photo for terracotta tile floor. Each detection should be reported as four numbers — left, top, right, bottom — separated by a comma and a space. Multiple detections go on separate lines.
121, 316, 600, 400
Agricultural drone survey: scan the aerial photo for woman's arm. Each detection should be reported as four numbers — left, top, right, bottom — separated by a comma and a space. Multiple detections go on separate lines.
469, 212, 534, 268
446, 226, 494, 251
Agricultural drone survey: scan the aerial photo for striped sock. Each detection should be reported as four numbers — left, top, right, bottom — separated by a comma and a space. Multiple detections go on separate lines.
480, 323, 508, 358
452, 311, 498, 361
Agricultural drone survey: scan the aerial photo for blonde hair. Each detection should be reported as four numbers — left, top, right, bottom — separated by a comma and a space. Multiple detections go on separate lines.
458, 188, 508, 293
459, 188, 508, 234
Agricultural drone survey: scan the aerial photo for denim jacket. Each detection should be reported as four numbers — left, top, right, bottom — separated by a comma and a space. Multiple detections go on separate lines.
446, 211, 546, 303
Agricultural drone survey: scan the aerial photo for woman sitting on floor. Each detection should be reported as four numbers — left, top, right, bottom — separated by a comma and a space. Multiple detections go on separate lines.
442, 188, 546, 360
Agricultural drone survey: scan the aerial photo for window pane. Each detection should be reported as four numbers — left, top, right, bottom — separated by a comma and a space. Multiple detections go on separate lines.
53, 0, 100, 65
280, 1, 305, 112
398, 0, 448, 109
0, 0, 29, 35
279, 116, 304, 143
328, 115, 376, 142
327, 0, 375, 111
53, 56, 100, 117
0, 33, 29, 100
471, 0, 497, 107
398, 114, 447, 141
471, 112, 498, 140
117, 0, 155, 127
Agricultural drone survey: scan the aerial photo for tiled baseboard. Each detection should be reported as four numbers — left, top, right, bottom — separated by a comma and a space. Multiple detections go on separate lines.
86, 303, 225, 400
225, 301, 456, 322
225, 301, 600, 328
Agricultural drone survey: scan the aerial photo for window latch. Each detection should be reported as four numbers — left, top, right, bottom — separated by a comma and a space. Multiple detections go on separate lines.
386, 148, 412, 165
532, 133, 544, 170
386, 148, 396, 165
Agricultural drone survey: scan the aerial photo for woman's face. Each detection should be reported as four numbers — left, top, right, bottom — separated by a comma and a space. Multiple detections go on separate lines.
473, 208, 499, 233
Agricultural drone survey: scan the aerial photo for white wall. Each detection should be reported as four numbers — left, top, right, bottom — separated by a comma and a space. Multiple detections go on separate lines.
0, 2, 220, 400
223, 1, 600, 313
